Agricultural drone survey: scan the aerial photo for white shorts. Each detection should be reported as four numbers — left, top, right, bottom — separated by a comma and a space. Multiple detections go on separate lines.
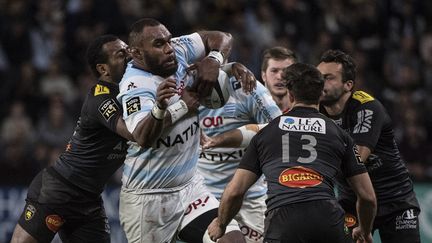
235, 194, 266, 243
119, 174, 239, 243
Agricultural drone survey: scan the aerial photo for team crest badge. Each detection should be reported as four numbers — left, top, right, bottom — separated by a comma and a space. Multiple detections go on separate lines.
94, 84, 110, 96
25, 204, 36, 221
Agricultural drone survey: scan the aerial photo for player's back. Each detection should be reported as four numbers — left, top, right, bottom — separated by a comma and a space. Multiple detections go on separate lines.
53, 80, 128, 195
249, 106, 364, 213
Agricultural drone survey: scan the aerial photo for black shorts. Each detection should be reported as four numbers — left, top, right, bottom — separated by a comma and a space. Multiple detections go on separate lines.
341, 204, 421, 243
264, 200, 351, 243
18, 168, 110, 243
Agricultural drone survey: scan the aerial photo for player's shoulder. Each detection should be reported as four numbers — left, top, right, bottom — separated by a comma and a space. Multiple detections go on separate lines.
348, 90, 383, 110
86, 82, 120, 111
170, 32, 201, 46
351, 90, 375, 104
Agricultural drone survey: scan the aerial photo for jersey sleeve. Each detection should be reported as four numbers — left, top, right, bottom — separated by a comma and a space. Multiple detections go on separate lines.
171, 33, 206, 65
117, 71, 157, 134
238, 136, 262, 176
350, 100, 386, 150
341, 132, 368, 178
229, 79, 282, 123
88, 93, 122, 133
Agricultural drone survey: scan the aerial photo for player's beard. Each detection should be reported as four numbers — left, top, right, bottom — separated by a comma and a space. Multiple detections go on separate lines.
143, 50, 178, 78
111, 60, 129, 84
320, 88, 345, 106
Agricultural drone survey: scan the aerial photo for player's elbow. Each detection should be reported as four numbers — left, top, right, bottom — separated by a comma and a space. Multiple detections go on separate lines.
132, 132, 152, 148
223, 31, 233, 40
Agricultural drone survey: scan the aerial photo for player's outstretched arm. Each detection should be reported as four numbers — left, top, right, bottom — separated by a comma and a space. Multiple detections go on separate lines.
201, 124, 266, 149
347, 173, 377, 243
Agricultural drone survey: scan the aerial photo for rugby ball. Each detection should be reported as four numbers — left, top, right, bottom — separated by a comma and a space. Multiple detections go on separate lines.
200, 70, 230, 109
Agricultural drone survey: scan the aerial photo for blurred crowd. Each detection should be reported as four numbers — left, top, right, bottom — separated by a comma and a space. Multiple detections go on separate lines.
0, 0, 431, 185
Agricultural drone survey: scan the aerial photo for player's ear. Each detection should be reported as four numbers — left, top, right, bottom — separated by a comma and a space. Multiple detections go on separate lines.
96, 64, 108, 77
344, 80, 354, 92
261, 71, 267, 84
288, 90, 295, 103
129, 47, 142, 60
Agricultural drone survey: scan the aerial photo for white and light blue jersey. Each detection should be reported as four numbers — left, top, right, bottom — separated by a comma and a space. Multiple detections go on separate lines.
118, 33, 205, 190
198, 79, 281, 198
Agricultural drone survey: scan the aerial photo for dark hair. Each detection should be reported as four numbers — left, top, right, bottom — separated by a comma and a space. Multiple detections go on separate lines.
261, 46, 297, 72
319, 49, 356, 83
128, 18, 162, 48
86, 35, 119, 77
283, 63, 324, 105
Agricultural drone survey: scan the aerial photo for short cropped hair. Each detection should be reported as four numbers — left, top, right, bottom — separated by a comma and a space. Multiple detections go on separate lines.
128, 18, 162, 48
261, 47, 297, 72
319, 49, 356, 83
283, 63, 324, 105
86, 35, 119, 78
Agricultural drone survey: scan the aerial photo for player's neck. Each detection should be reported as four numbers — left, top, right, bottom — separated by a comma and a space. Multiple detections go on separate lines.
291, 102, 318, 110
323, 92, 351, 116
100, 78, 118, 86
273, 94, 291, 112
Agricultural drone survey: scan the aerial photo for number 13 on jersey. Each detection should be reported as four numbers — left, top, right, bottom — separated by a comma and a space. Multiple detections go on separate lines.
282, 133, 317, 164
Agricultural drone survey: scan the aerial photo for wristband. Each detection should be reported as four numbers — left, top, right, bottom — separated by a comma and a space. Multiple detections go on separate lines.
151, 104, 166, 120
257, 123, 268, 130
238, 126, 258, 147
167, 100, 189, 124
238, 123, 268, 147
221, 62, 234, 76
208, 50, 224, 65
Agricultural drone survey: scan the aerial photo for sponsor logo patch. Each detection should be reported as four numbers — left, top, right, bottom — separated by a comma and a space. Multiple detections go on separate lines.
45, 215, 64, 233
278, 166, 323, 188
98, 99, 119, 121
353, 146, 363, 165
25, 204, 36, 221
126, 97, 141, 116
353, 109, 373, 133
94, 84, 110, 96
240, 224, 263, 241
278, 116, 326, 134
395, 209, 418, 230
232, 80, 242, 90
127, 82, 137, 90
352, 91, 374, 104
345, 213, 357, 228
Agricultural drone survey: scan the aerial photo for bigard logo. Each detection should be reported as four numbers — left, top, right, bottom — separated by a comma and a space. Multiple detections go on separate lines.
278, 166, 323, 188
45, 215, 64, 233
344, 213, 357, 227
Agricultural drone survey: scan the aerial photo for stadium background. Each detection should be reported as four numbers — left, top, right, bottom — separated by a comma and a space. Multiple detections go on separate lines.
0, 0, 431, 242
